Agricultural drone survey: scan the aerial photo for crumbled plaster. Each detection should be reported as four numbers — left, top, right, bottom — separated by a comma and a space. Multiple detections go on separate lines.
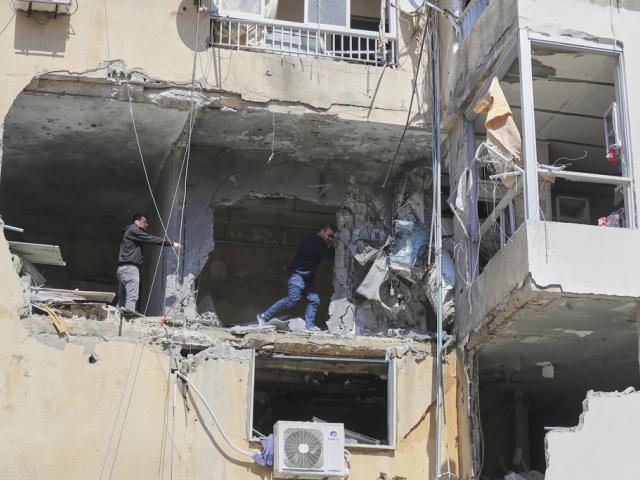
552, 328, 593, 338
195, 341, 253, 363
165, 273, 200, 323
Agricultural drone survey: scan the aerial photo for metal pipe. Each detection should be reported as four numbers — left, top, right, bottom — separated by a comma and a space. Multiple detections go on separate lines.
428, 4, 446, 478
175, 371, 255, 459
3, 224, 24, 233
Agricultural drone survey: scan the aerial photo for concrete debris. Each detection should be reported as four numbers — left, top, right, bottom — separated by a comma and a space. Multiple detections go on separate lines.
259, 317, 306, 333
287, 317, 308, 333
387, 328, 434, 342
163, 316, 185, 327
195, 311, 222, 327
165, 273, 200, 324
386, 345, 428, 362
230, 324, 277, 335
200, 342, 253, 363
149, 326, 214, 347
326, 299, 356, 335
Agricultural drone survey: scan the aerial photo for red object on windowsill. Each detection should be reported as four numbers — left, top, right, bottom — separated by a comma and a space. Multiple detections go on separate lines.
606, 147, 619, 167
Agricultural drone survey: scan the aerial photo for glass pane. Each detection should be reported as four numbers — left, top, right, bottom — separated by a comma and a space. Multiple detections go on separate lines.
307, 0, 347, 26
224, 0, 262, 15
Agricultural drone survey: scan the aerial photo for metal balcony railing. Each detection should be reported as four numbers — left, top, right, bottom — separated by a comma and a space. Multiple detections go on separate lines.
210, 16, 397, 66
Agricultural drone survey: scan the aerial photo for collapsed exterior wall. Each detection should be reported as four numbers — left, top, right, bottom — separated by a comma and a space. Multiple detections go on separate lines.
545, 389, 640, 480
0, 227, 470, 479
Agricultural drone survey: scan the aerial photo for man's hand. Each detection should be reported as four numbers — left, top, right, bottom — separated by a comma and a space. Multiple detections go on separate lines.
172, 242, 182, 250
329, 238, 339, 249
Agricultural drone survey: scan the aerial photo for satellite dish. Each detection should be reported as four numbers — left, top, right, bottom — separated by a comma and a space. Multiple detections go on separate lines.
397, 0, 423, 14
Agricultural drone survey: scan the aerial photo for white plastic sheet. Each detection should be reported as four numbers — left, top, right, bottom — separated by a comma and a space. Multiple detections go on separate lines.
356, 255, 391, 311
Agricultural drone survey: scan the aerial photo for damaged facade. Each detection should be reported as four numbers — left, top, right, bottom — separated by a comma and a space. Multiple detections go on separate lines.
1, 0, 639, 479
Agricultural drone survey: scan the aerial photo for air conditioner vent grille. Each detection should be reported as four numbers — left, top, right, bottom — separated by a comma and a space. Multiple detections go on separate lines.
283, 428, 323, 470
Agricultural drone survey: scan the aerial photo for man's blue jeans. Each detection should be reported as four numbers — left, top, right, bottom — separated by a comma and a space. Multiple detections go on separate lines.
261, 273, 320, 328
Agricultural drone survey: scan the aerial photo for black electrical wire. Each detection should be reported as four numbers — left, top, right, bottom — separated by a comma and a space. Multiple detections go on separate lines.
381, 7, 430, 189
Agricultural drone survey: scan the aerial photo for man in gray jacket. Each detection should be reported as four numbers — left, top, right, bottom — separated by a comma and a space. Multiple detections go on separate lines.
116, 213, 181, 313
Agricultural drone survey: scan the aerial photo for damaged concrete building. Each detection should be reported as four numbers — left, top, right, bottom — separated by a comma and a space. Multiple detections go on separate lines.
0, 0, 639, 479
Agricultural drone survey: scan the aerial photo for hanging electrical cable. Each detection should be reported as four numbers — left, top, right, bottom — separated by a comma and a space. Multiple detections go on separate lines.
381, 3, 430, 189
424, 2, 458, 479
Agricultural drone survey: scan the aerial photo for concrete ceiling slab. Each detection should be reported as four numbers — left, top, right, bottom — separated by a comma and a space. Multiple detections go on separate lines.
190, 108, 431, 163
479, 294, 639, 396
0, 92, 189, 240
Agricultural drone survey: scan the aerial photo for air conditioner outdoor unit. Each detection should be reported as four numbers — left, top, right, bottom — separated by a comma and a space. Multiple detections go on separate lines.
14, 0, 73, 15
273, 421, 348, 479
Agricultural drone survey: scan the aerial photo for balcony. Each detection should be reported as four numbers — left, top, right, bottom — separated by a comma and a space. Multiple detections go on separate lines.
453, 30, 638, 343
209, 0, 397, 66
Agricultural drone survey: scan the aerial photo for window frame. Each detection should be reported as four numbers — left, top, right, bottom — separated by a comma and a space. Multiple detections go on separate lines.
247, 352, 398, 450
303, 0, 352, 29
212, 0, 398, 38
524, 31, 636, 228
215, 0, 266, 20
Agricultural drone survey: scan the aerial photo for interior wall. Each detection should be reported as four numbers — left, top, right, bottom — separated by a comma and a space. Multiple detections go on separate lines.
276, 0, 304, 22
184, 146, 433, 333
198, 198, 336, 326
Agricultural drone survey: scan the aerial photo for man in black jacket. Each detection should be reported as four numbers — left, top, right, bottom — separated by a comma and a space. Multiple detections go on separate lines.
116, 213, 182, 313
257, 224, 337, 331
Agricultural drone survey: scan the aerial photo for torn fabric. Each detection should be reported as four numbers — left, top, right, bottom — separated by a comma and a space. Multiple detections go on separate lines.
252, 434, 274, 467
356, 255, 392, 311
474, 77, 523, 186
453, 166, 474, 234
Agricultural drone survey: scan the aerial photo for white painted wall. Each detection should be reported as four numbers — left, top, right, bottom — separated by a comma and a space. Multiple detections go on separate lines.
546, 389, 640, 480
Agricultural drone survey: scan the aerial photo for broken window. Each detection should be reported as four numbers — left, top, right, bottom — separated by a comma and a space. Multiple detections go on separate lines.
464, 54, 527, 272
250, 354, 396, 447
527, 44, 633, 228
462, 39, 634, 274
196, 196, 337, 327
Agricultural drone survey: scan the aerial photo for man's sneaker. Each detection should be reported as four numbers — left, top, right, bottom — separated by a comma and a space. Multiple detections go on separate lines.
307, 325, 322, 333
256, 313, 266, 325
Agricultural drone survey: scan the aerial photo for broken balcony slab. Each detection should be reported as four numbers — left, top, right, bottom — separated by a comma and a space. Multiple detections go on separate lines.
8, 241, 66, 266
19, 313, 435, 358
458, 220, 640, 349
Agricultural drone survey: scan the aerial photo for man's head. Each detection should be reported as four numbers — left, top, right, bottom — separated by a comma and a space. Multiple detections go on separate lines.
132, 213, 149, 231
318, 223, 337, 245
